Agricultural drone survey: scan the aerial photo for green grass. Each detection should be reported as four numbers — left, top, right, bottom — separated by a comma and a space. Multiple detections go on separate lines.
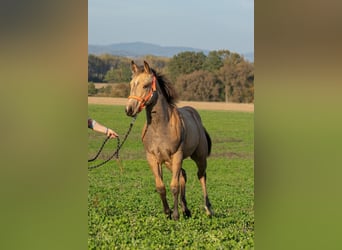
88, 104, 254, 249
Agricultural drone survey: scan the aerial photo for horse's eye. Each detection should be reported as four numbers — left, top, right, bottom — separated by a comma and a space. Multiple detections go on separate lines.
143, 85, 149, 89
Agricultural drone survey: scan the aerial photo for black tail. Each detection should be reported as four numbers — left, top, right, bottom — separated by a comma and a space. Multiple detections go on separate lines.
204, 128, 212, 156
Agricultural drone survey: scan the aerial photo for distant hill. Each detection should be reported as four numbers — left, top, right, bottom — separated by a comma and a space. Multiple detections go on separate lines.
88, 42, 208, 58
88, 41, 254, 62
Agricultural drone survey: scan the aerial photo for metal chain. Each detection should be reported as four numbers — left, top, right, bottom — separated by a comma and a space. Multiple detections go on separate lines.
88, 116, 137, 171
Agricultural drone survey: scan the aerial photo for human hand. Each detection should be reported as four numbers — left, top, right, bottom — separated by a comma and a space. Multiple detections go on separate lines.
106, 128, 119, 138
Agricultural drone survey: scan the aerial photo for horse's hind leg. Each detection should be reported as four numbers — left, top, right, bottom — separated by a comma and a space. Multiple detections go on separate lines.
198, 172, 213, 216
180, 168, 191, 218
193, 157, 213, 217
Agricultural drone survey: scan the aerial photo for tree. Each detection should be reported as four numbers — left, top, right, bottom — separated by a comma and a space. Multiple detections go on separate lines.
203, 51, 224, 72
88, 82, 97, 96
88, 54, 110, 82
101, 56, 131, 83
110, 83, 130, 97
104, 62, 131, 83
143, 55, 170, 74
167, 51, 206, 82
175, 70, 223, 101
218, 58, 254, 103
234, 61, 254, 103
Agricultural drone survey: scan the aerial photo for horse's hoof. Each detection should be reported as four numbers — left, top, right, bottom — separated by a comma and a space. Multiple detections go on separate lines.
164, 208, 172, 217
183, 209, 192, 218
172, 214, 179, 220
165, 211, 172, 220
204, 206, 213, 217
172, 212, 180, 220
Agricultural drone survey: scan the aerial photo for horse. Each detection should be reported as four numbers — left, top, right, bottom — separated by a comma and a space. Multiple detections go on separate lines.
125, 61, 213, 220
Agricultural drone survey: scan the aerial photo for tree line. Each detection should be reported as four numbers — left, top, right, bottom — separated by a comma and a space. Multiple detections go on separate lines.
88, 50, 254, 103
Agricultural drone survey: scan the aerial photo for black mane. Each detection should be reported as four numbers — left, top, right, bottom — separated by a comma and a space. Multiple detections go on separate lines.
151, 68, 178, 106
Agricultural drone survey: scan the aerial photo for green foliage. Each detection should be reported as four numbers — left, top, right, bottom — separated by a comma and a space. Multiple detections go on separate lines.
88, 82, 97, 96
175, 70, 224, 101
203, 50, 224, 72
140, 55, 170, 74
88, 105, 254, 249
104, 62, 132, 83
88, 51, 254, 103
110, 83, 130, 98
167, 51, 206, 82
88, 54, 132, 83
104, 85, 112, 94
88, 54, 110, 82
95, 86, 112, 96
218, 59, 254, 103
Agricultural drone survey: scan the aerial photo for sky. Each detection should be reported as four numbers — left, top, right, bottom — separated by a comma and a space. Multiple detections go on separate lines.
88, 0, 254, 54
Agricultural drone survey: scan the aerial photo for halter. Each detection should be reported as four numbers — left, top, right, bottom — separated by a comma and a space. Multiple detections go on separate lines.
128, 76, 157, 112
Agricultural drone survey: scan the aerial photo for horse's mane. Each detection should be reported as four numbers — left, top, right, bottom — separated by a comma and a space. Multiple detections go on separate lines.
134, 64, 178, 105
151, 68, 178, 106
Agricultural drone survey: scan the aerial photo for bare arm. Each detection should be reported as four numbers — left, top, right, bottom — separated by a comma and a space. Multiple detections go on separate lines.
88, 118, 119, 138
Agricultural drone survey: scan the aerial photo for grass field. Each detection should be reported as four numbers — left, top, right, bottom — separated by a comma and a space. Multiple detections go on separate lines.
88, 104, 254, 249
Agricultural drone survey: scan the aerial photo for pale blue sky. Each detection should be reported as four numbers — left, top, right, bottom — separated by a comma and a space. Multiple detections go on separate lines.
88, 0, 254, 54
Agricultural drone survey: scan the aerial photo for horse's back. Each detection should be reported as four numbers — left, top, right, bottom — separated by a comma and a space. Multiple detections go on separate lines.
178, 106, 211, 158
178, 106, 203, 123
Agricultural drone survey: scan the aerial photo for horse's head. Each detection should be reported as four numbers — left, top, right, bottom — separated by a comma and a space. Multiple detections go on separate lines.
125, 61, 157, 117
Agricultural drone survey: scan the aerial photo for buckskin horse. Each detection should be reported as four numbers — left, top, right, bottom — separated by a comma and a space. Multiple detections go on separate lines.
125, 61, 213, 220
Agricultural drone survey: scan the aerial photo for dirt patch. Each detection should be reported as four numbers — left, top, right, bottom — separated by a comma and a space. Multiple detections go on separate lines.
88, 97, 254, 112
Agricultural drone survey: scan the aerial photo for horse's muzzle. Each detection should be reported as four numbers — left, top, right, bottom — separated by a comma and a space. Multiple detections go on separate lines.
125, 105, 134, 117
126, 96, 146, 116
125, 100, 140, 117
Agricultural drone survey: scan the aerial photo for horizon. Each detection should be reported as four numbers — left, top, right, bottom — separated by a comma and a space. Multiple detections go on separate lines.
88, 41, 254, 56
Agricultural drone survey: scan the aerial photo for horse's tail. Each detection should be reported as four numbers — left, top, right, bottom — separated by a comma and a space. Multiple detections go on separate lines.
204, 127, 212, 156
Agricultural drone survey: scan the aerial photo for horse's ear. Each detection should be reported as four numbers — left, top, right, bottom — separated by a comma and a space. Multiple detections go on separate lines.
131, 61, 139, 74
143, 61, 151, 74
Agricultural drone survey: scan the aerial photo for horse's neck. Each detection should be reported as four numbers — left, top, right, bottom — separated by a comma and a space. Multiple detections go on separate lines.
146, 94, 172, 127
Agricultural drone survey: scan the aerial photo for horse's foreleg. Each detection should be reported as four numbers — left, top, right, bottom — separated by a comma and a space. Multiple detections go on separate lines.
148, 157, 171, 217
156, 178, 171, 217
180, 168, 191, 218
170, 170, 180, 220
170, 155, 183, 220
157, 181, 171, 218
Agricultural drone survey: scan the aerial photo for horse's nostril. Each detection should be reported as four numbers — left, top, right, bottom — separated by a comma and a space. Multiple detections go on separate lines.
125, 106, 132, 116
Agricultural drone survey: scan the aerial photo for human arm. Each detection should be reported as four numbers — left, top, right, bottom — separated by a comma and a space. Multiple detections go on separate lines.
88, 118, 119, 138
